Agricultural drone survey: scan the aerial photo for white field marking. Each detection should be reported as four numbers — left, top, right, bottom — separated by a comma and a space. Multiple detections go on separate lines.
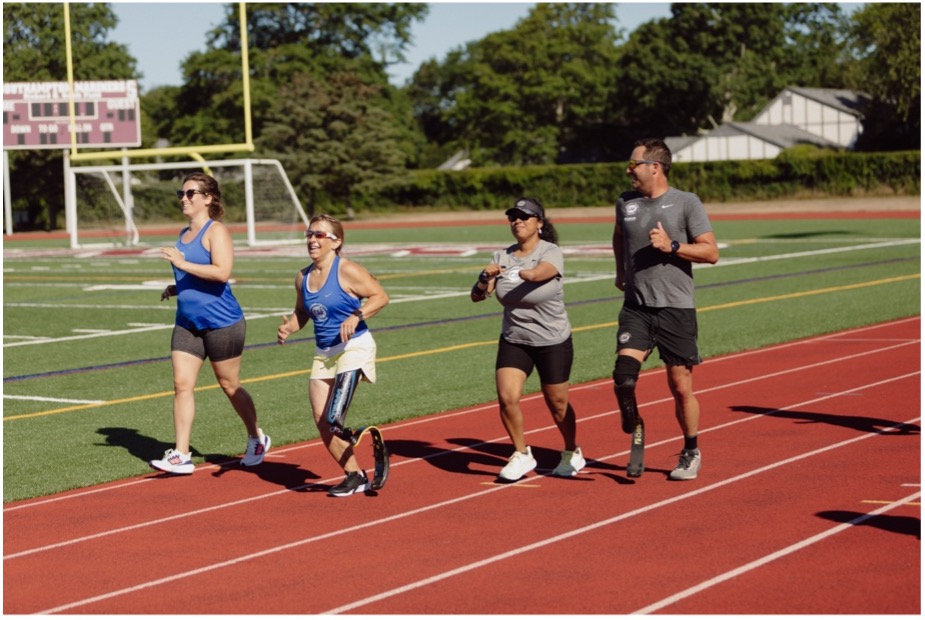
3, 395, 105, 404
632, 490, 922, 614
7, 358, 917, 562
71, 329, 114, 334
5, 316, 917, 515
2, 312, 283, 348
33, 403, 922, 616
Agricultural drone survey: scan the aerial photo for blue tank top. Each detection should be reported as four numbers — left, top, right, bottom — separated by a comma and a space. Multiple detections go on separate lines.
173, 219, 244, 330
302, 255, 368, 349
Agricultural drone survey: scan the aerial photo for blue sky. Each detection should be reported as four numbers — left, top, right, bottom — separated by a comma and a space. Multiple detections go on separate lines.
110, 2, 675, 91
110, 2, 865, 92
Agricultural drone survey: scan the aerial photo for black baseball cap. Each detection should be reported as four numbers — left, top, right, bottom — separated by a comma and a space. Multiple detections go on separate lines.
505, 198, 545, 219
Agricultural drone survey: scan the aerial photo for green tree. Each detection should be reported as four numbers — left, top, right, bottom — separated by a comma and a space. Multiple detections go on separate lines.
408, 3, 620, 166
258, 70, 409, 217
3, 3, 138, 229
612, 3, 852, 141
158, 3, 427, 150
847, 3, 920, 150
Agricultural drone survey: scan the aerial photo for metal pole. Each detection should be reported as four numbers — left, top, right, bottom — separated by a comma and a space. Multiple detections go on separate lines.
3, 150, 13, 235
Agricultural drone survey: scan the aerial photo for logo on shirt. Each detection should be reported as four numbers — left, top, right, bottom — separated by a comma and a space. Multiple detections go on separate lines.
661, 203, 675, 209
626, 203, 639, 216
506, 268, 523, 283
309, 303, 328, 323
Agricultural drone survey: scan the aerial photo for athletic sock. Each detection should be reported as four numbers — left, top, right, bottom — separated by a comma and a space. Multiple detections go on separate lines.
684, 435, 698, 452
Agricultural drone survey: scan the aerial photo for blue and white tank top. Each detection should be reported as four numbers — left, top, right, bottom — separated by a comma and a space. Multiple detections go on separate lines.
173, 219, 244, 330
302, 255, 368, 349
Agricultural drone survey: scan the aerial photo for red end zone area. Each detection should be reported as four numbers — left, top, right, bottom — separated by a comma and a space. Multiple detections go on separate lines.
4, 318, 920, 614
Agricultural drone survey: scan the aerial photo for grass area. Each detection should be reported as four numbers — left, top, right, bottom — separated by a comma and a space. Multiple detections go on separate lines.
3, 216, 920, 502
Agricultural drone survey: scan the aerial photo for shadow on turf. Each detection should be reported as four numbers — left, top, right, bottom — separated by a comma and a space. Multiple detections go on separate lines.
729, 406, 921, 436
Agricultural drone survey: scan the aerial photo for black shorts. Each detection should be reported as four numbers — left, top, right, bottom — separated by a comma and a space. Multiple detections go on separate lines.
616, 304, 701, 366
496, 335, 573, 385
171, 318, 246, 362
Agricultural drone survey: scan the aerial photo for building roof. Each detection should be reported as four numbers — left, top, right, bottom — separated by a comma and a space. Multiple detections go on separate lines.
773, 87, 870, 118
716, 122, 842, 149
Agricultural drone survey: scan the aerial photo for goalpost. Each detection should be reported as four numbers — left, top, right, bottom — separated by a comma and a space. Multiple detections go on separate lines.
65, 158, 311, 249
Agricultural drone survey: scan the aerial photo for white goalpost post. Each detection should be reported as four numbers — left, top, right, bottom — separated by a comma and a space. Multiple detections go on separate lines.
65, 158, 310, 250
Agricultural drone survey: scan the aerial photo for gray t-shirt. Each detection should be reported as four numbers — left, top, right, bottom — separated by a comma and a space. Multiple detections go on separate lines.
615, 187, 712, 309
493, 239, 571, 346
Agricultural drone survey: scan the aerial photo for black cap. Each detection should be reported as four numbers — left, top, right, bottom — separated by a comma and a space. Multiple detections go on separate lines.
505, 198, 545, 220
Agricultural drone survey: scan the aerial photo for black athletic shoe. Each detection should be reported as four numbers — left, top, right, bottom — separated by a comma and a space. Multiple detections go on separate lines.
328, 471, 369, 497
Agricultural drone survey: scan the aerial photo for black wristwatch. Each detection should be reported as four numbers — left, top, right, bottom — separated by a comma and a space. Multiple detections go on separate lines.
353, 308, 364, 320
670, 240, 681, 254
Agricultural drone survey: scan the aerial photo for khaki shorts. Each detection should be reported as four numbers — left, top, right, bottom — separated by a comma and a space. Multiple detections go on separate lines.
311, 330, 377, 383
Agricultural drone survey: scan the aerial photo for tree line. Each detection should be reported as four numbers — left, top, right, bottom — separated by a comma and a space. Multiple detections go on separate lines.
3, 2, 920, 229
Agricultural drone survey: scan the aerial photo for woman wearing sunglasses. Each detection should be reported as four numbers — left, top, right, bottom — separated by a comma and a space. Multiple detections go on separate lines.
471, 197, 585, 481
151, 173, 270, 475
277, 214, 389, 497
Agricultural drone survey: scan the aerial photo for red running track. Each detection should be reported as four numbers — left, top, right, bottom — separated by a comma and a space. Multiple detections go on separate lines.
4, 318, 920, 614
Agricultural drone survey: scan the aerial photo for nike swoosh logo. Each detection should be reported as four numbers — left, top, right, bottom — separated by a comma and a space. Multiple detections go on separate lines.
661, 204, 675, 208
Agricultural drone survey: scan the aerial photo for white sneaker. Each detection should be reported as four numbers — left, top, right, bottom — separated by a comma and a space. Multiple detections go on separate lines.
669, 449, 702, 480
150, 449, 194, 474
498, 446, 537, 481
551, 447, 586, 477
241, 429, 271, 466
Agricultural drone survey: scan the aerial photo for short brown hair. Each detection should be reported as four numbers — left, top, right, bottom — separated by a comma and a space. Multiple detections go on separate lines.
634, 138, 672, 176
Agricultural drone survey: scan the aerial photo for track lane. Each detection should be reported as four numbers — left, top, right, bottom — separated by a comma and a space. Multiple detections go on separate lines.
3, 319, 919, 614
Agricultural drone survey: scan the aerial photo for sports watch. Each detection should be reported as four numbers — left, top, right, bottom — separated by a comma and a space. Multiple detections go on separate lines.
670, 240, 681, 254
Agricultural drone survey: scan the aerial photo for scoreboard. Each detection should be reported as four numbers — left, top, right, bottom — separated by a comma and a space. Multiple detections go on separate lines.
3, 80, 142, 150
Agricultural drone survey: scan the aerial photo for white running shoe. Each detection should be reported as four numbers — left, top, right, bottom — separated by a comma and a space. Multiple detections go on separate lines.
551, 447, 586, 477
241, 429, 271, 466
669, 449, 702, 480
498, 446, 537, 481
150, 449, 195, 475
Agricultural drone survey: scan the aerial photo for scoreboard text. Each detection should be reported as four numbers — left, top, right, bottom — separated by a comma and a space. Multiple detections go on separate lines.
3, 80, 142, 150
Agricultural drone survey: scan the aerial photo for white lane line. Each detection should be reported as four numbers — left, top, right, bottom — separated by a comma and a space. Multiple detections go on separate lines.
632, 490, 921, 614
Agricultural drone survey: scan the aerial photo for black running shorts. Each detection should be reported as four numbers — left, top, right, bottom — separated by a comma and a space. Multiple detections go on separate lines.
616, 304, 701, 366
496, 335, 574, 385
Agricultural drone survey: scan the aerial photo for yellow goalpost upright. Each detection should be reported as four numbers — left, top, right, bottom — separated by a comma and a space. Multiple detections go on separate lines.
57, 3, 308, 249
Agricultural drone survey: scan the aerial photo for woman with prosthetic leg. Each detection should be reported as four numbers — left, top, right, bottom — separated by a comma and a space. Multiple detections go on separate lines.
277, 214, 390, 497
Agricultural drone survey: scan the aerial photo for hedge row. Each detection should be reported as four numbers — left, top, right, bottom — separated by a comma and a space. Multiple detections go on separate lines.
347, 150, 920, 215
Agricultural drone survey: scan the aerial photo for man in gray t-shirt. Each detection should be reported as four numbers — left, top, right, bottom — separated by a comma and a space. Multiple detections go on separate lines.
611, 138, 720, 481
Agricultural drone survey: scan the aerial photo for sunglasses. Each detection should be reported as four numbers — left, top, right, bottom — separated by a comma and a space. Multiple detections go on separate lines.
305, 229, 338, 241
627, 159, 660, 170
176, 189, 208, 199
507, 212, 537, 223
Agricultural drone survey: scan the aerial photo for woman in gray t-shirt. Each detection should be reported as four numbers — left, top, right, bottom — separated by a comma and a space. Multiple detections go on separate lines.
471, 197, 585, 482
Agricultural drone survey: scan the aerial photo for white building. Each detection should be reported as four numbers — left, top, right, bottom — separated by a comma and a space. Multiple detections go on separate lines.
668, 87, 870, 163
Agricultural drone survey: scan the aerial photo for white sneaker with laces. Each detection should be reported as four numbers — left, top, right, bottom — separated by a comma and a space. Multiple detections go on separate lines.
150, 449, 195, 475
551, 447, 586, 477
241, 429, 271, 466
669, 449, 702, 480
498, 446, 537, 481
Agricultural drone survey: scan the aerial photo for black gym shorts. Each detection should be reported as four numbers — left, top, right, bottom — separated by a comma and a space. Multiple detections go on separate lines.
616, 304, 702, 366
496, 335, 574, 385
171, 318, 246, 362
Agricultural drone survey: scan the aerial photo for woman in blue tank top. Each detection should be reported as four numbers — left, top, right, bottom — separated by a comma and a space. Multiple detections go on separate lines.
150, 173, 271, 475
277, 214, 389, 497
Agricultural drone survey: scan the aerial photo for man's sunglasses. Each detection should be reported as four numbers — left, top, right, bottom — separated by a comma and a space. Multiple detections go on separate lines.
627, 159, 661, 170
176, 189, 208, 199
305, 229, 338, 241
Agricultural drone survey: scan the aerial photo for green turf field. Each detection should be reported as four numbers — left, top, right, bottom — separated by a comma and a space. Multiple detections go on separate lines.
3, 215, 920, 502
